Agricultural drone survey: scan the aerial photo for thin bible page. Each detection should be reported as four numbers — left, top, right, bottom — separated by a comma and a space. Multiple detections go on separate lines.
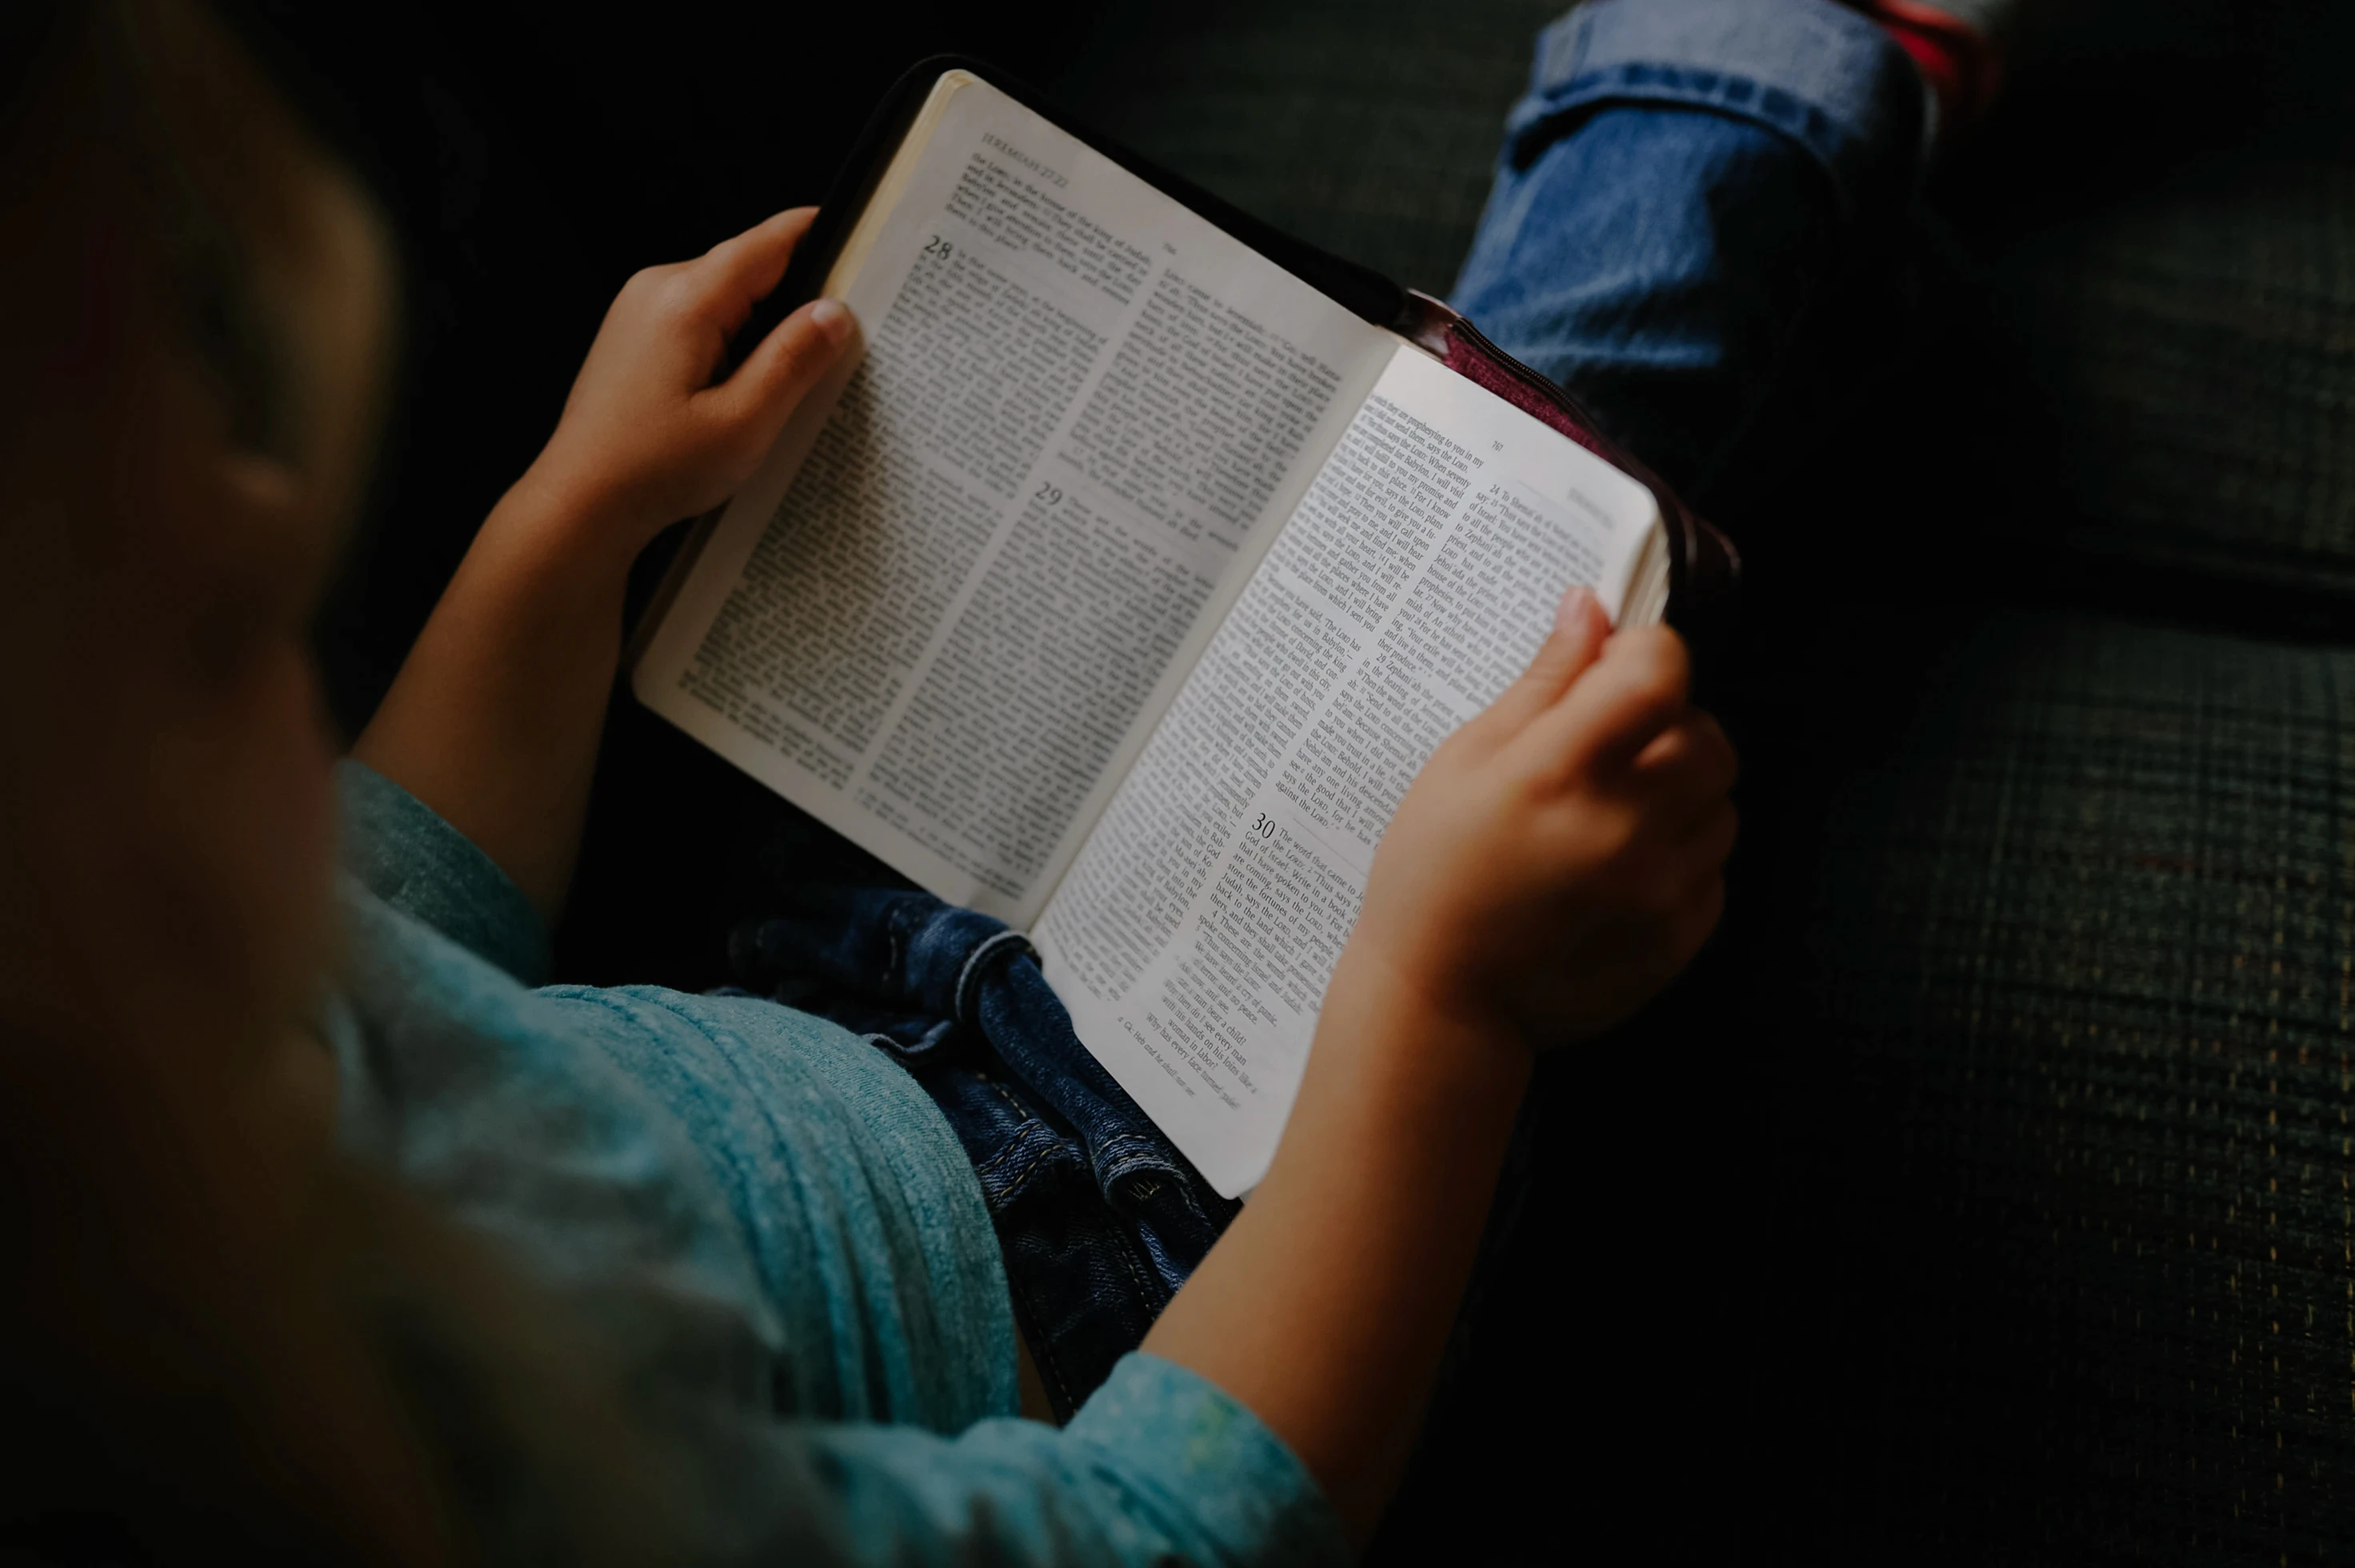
1036, 344, 1663, 1196
631, 73, 1393, 923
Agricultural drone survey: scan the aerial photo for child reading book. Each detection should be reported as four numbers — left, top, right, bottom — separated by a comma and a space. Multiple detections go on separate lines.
0, 0, 1956, 1559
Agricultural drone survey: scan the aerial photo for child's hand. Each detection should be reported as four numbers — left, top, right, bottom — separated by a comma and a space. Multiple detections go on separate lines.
357, 210, 854, 922
518, 206, 854, 551
1345, 586, 1736, 1053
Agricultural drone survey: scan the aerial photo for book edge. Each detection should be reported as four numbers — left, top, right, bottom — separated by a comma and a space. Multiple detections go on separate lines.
626, 70, 973, 698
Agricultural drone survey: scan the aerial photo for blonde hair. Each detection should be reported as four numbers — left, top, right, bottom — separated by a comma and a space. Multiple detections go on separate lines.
0, 8, 668, 1560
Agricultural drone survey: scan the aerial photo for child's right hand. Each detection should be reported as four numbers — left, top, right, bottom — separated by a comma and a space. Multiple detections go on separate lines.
1344, 586, 1736, 1054
1158, 590, 1731, 1530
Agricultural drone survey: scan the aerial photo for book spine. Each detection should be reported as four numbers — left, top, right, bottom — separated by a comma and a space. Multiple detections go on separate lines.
1389, 290, 1740, 636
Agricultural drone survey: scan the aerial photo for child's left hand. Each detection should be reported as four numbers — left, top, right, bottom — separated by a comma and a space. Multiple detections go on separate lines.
516, 206, 854, 554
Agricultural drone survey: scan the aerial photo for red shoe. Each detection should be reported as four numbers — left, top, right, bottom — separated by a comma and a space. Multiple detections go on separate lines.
1844, 0, 2008, 143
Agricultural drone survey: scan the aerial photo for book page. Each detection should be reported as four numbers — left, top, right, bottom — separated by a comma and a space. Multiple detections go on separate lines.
1034, 344, 1664, 1196
632, 73, 1396, 923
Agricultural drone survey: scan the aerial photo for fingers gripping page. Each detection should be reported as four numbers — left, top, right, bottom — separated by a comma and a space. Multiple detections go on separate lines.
632, 75, 1393, 921
1035, 346, 1661, 1196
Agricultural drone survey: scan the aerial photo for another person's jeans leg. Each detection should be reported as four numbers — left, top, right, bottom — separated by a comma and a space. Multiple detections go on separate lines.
1451, 0, 1929, 510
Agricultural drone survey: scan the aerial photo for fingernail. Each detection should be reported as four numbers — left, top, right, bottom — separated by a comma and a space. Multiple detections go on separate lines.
810, 298, 853, 342
1555, 584, 1597, 635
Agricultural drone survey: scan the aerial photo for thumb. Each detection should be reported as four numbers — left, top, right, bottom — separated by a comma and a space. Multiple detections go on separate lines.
1480, 585, 1612, 735
705, 295, 857, 435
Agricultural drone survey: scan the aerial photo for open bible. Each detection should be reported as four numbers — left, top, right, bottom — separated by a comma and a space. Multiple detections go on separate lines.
632, 66, 1729, 1196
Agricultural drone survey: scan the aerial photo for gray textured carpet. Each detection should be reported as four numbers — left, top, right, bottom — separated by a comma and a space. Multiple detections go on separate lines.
2004, 161, 2355, 600
1056, 0, 1561, 296
1813, 612, 2355, 1559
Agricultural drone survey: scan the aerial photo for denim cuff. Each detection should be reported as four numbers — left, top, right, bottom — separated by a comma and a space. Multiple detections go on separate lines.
1508, 0, 1925, 222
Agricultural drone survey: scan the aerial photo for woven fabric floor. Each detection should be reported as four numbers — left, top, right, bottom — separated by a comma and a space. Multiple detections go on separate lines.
1813, 613, 2355, 1560
2002, 161, 2355, 603
1055, 0, 1563, 296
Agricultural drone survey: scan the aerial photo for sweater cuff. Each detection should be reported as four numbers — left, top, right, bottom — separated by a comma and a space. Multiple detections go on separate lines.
337, 759, 550, 986
1066, 1353, 1349, 1565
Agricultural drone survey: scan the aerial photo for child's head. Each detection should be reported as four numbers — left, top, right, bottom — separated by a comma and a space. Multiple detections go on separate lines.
0, 5, 460, 1556
0, 0, 388, 1073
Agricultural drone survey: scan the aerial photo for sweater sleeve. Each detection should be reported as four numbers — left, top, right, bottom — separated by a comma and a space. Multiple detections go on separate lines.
337, 759, 550, 986
774, 1354, 1350, 1567
330, 768, 1345, 1564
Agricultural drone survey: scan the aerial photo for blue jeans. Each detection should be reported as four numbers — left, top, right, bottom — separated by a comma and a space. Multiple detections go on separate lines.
738, 0, 1927, 1418
730, 890, 1237, 1418
1453, 0, 1925, 505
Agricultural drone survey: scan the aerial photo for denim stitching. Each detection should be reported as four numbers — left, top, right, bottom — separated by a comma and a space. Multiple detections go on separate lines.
974, 1135, 1064, 1211
968, 1076, 1070, 1208
952, 929, 1035, 1031
1509, 71, 1861, 223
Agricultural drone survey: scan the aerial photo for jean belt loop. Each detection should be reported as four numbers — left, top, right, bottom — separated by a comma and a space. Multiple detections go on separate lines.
953, 929, 1037, 1033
